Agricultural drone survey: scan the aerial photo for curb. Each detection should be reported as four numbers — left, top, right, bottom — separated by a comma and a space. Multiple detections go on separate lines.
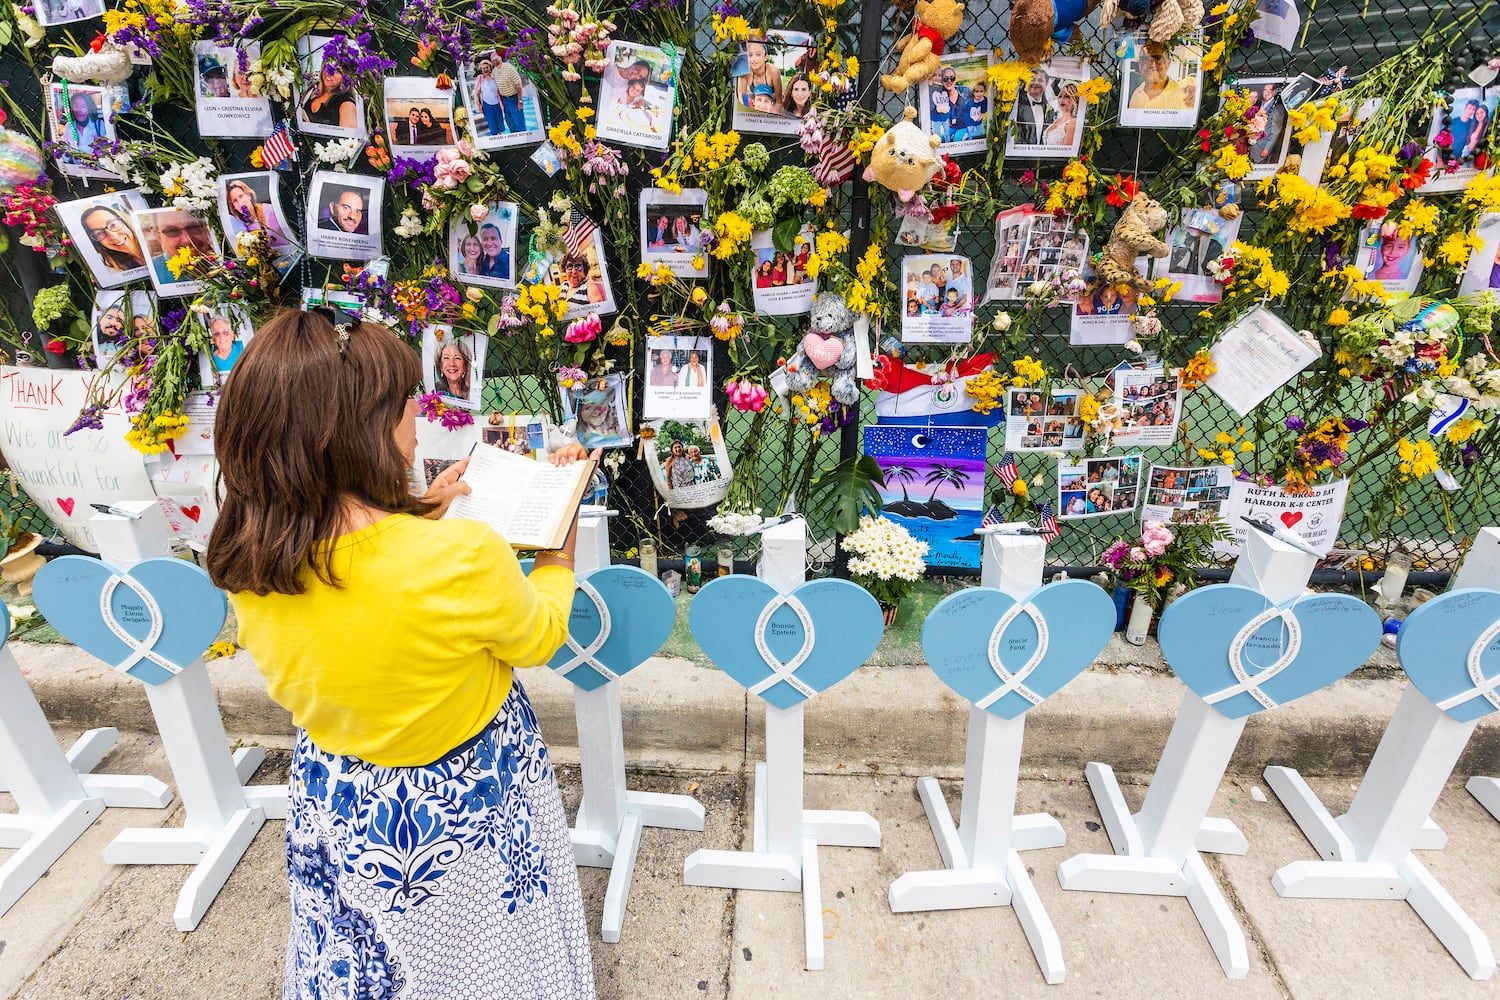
13, 640, 1497, 780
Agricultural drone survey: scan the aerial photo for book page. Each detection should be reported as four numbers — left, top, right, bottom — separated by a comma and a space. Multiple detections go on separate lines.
445, 444, 589, 548
1206, 306, 1320, 417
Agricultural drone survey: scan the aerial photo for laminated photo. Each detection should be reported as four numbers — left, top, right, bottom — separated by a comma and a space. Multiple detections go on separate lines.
1058, 455, 1141, 518
33, 0, 104, 26
1300, 97, 1379, 184
1112, 368, 1181, 448
1069, 263, 1143, 346
644, 415, 734, 509
750, 227, 816, 316
596, 41, 679, 151
305, 170, 384, 261
48, 83, 118, 179
561, 374, 632, 449
217, 171, 297, 274
194, 42, 273, 139
295, 35, 367, 139
460, 49, 545, 150
983, 205, 1087, 301
1006, 56, 1089, 159
56, 189, 151, 287
450, 201, 518, 289
920, 51, 994, 157
481, 413, 550, 458
1241, 77, 1291, 178
1353, 223, 1423, 295
901, 254, 975, 344
422, 326, 487, 411
300, 286, 364, 312
91, 290, 155, 368
383, 76, 457, 158
730, 31, 816, 135
1003, 386, 1084, 452
196, 306, 254, 386
1143, 464, 1233, 525
643, 335, 712, 419
1419, 85, 1498, 194
640, 189, 709, 278
519, 213, 615, 321
1460, 213, 1500, 294
1118, 33, 1202, 130
1160, 204, 1240, 303
132, 206, 220, 297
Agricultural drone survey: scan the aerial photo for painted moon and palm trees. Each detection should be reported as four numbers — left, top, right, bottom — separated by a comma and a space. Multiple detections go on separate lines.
863, 425, 986, 570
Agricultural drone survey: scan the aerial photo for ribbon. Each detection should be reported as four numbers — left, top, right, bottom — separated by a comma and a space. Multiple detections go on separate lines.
99, 572, 183, 679
746, 593, 818, 700
1435, 619, 1500, 714
975, 601, 1049, 710
552, 579, 617, 681
1201, 603, 1303, 710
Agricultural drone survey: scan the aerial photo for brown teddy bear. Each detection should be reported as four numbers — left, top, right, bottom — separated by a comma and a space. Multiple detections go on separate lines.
880, 0, 966, 96
1010, 0, 1115, 66
1092, 192, 1170, 293
860, 107, 942, 202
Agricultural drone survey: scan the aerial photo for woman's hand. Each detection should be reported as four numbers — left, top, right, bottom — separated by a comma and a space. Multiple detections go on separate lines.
548, 444, 602, 467
421, 455, 472, 518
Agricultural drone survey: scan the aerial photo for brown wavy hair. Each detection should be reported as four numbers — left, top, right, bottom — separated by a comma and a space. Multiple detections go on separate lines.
206, 309, 432, 596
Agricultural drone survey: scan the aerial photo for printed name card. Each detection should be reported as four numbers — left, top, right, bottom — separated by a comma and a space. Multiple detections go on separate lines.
921, 579, 1116, 717
546, 565, 676, 690
31, 555, 227, 685
1157, 584, 1381, 718
689, 576, 883, 708
1396, 588, 1500, 722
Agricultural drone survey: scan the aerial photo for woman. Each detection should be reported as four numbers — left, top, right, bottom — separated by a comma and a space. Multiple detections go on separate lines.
456, 234, 484, 275
1043, 83, 1080, 147
755, 260, 773, 288
770, 253, 787, 286
417, 107, 449, 144
207, 310, 596, 998
224, 179, 287, 248
560, 255, 606, 304
471, 58, 504, 138
670, 215, 700, 252
302, 60, 359, 130
648, 348, 676, 386
1463, 104, 1491, 162
782, 74, 814, 117
676, 349, 706, 387
435, 338, 473, 401
736, 41, 783, 108
1087, 487, 1107, 513
80, 204, 146, 272
663, 438, 695, 488
575, 385, 622, 444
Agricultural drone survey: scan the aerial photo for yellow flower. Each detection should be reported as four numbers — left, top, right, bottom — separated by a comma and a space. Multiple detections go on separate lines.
1011, 478, 1029, 497
1446, 417, 1485, 443
1201, 41, 1226, 73
1075, 77, 1112, 105
1328, 307, 1351, 326
204, 640, 236, 661
691, 254, 705, 270
1396, 438, 1439, 479
165, 247, 195, 278
808, 188, 828, 209
691, 287, 709, 306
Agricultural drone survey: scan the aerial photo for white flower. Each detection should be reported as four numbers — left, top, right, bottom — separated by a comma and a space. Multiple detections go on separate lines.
395, 208, 423, 239
992, 311, 1012, 332
233, 230, 260, 257
314, 137, 364, 164
1124, 339, 1143, 354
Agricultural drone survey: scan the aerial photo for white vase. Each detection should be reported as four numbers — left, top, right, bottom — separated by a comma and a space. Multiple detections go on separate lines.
1125, 593, 1153, 646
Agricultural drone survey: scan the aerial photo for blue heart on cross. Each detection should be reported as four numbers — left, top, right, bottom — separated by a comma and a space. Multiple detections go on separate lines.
921, 579, 1116, 718
31, 556, 227, 686
1396, 587, 1500, 722
689, 576, 883, 708
1157, 584, 1381, 718
544, 565, 677, 689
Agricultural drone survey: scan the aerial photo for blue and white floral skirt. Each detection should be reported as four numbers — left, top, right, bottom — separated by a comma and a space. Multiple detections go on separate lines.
283, 679, 596, 999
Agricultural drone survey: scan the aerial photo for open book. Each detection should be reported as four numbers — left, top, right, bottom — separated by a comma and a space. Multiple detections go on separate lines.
444, 442, 593, 549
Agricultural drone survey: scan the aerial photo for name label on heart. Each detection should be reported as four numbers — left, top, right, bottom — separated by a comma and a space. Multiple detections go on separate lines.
554, 579, 617, 682
751, 593, 817, 700
1436, 618, 1500, 715
978, 601, 1050, 710
98, 572, 182, 679
1213, 605, 1303, 710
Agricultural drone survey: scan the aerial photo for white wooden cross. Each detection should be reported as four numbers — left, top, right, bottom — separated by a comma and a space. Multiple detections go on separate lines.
567, 507, 705, 944
682, 517, 881, 971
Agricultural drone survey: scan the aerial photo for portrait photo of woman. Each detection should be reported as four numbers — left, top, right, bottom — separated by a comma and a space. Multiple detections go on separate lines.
422, 327, 487, 410
435, 339, 472, 401
559, 254, 607, 305
56, 192, 152, 286
649, 348, 677, 387
298, 49, 361, 135
81, 204, 146, 273
219, 174, 293, 260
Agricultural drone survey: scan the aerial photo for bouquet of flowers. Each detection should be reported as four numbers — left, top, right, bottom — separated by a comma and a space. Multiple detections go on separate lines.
842, 515, 928, 610
1102, 518, 1228, 614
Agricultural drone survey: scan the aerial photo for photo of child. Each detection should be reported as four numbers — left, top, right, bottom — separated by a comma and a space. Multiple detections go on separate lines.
1356, 224, 1423, 293
562, 374, 632, 449
730, 31, 815, 135
596, 41, 678, 150
919, 52, 992, 156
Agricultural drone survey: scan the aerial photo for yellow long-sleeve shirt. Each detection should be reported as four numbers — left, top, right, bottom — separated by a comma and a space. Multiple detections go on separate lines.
231, 514, 575, 766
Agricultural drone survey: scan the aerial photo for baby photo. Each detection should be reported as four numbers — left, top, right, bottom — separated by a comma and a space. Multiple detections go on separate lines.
596, 41, 678, 150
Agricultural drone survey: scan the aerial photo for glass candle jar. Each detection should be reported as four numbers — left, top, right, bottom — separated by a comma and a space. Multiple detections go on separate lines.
684, 544, 703, 593
638, 538, 658, 579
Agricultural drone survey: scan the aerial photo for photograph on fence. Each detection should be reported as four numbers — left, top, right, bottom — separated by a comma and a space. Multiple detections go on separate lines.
1006, 56, 1089, 159
730, 31, 816, 135
1144, 464, 1234, 524
460, 49, 545, 149
864, 424, 985, 571
919, 52, 992, 156
1419, 85, 1497, 193
295, 34, 367, 138
194, 42, 273, 138
1005, 387, 1084, 451
644, 335, 713, 419
132, 206, 219, 297
196, 306, 254, 386
305, 171, 384, 260
217, 172, 297, 274
482, 413, 550, 458
1058, 455, 1142, 518
1204, 305, 1322, 416
56, 190, 152, 287
90, 290, 156, 368
449, 201, 518, 288
48, 83, 118, 179
1112, 368, 1181, 447
383, 76, 457, 156
562, 374, 632, 449
1160, 202, 1240, 302
901, 255, 974, 344
984, 206, 1088, 301
640, 189, 709, 278
1070, 263, 1142, 346
521, 213, 616, 320
1118, 33, 1202, 129
1461, 213, 1500, 294
422, 326, 488, 411
750, 226, 815, 315
643, 415, 733, 508
1354, 224, 1424, 294
33, 0, 104, 26
1240, 77, 1291, 177
597, 41, 678, 150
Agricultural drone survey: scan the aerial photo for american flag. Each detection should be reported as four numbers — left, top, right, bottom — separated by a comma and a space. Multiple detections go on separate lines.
258, 121, 297, 171
980, 505, 1005, 529
564, 209, 598, 257
1035, 501, 1059, 541
992, 452, 1018, 488
814, 131, 855, 186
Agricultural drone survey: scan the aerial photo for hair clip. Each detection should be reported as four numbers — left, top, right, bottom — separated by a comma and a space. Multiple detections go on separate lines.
308, 305, 358, 357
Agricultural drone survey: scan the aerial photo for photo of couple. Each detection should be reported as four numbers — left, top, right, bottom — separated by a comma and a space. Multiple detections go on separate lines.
449, 202, 517, 288
920, 53, 990, 154
639, 190, 710, 279
1058, 456, 1141, 518
1006, 57, 1089, 156
645, 212, 703, 253
644, 417, 735, 508
459, 50, 545, 150
1420, 85, 1498, 193
644, 335, 714, 419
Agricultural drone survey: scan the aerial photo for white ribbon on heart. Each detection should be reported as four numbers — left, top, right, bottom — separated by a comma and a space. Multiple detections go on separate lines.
1201, 603, 1303, 710
99, 572, 183, 679
1435, 619, 1500, 713
975, 601, 1049, 710
551, 579, 618, 682
747, 593, 818, 700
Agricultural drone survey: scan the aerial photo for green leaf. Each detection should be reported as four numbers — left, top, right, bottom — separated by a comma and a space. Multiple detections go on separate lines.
1389, 297, 1425, 323
808, 454, 886, 536
466, 176, 485, 193
486, 314, 501, 338
772, 216, 803, 255
0, 23, 13, 46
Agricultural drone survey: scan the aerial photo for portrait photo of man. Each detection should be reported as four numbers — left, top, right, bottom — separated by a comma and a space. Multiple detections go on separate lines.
318, 185, 369, 235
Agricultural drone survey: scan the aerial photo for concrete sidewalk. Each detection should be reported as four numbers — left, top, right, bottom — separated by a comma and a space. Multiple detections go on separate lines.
8, 730, 1500, 999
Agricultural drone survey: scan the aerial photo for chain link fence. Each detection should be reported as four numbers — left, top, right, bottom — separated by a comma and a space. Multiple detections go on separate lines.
1, 0, 1498, 571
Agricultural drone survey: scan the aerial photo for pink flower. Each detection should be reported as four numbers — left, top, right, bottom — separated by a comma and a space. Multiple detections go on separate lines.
469, 203, 489, 222
1129, 546, 1148, 563
564, 313, 602, 343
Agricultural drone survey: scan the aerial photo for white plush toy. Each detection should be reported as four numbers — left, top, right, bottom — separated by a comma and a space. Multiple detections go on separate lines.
52, 42, 134, 85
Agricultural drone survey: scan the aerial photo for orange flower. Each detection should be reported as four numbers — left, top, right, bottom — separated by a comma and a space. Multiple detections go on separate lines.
365, 134, 391, 170
435, 73, 453, 91
1154, 566, 1173, 586
411, 38, 439, 68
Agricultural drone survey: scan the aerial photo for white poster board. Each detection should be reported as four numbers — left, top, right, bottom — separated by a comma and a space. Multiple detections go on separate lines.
1219, 477, 1350, 555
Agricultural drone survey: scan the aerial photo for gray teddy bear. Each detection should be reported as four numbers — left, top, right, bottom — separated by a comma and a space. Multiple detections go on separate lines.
784, 292, 860, 406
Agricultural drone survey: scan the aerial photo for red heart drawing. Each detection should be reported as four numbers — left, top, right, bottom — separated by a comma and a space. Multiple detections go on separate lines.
57, 497, 75, 516
1280, 511, 1303, 529
181, 505, 202, 523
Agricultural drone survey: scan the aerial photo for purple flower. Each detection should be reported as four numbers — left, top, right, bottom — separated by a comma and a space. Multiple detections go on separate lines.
387, 155, 437, 187
1398, 141, 1423, 161
64, 403, 105, 436
1284, 415, 1305, 431
1344, 417, 1369, 432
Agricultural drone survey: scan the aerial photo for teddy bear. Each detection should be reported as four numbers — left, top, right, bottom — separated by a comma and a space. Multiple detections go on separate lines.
1092, 192, 1170, 293
1145, 0, 1205, 43
861, 107, 942, 202
1010, 0, 1115, 66
880, 0, 966, 96
785, 292, 860, 406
